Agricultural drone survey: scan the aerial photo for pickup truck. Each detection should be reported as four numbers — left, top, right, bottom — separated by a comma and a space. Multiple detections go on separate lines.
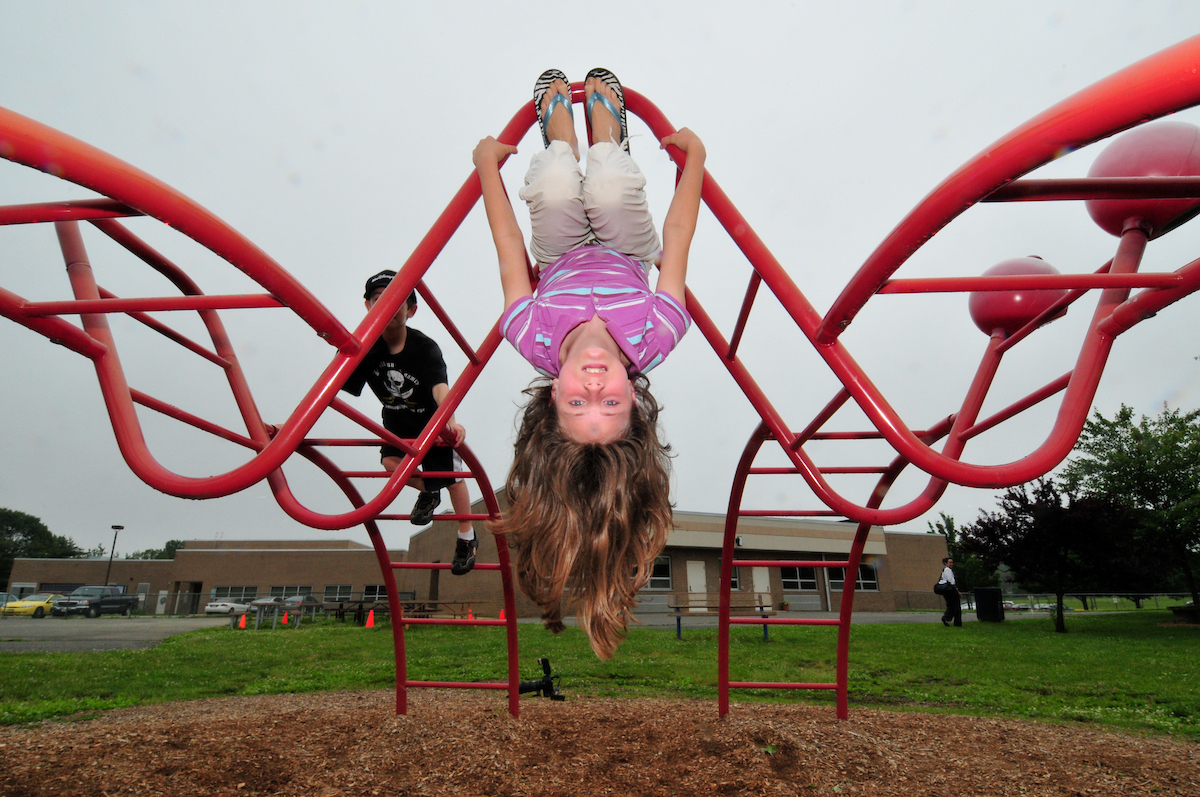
51, 586, 138, 618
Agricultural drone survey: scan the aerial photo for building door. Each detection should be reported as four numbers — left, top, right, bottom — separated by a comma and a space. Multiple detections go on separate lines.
752, 567, 770, 608
687, 560, 707, 613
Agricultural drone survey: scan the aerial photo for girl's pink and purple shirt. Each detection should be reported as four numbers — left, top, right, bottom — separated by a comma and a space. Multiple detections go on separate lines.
500, 246, 691, 377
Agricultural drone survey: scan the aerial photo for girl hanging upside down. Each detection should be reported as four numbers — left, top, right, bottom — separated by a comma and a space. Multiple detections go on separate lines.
473, 67, 706, 659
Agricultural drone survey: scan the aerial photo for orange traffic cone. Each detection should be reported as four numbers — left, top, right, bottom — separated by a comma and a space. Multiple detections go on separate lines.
282, 611, 289, 625
366, 609, 375, 628
467, 605, 474, 620
499, 608, 505, 621
238, 613, 246, 629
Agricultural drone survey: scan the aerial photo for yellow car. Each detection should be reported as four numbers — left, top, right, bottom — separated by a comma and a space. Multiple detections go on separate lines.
0, 593, 61, 618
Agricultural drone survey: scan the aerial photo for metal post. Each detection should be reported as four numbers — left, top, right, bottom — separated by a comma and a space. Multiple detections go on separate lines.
104, 525, 123, 585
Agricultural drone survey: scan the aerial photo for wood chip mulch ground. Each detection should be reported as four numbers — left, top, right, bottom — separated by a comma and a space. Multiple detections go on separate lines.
0, 690, 1196, 796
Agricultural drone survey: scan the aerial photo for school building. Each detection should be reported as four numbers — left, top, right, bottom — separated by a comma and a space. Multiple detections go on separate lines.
8, 492, 947, 615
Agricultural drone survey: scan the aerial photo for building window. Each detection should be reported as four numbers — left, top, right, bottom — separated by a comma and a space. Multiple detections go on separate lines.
324, 585, 353, 602
780, 567, 817, 591
270, 585, 312, 598
829, 564, 879, 592
648, 556, 672, 589
728, 566, 741, 590
214, 585, 258, 601
364, 585, 387, 601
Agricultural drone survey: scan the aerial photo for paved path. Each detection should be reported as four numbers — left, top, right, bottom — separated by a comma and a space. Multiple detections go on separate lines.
0, 609, 1055, 652
0, 616, 229, 653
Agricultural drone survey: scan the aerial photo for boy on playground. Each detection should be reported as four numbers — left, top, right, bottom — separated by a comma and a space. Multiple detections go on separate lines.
342, 270, 478, 575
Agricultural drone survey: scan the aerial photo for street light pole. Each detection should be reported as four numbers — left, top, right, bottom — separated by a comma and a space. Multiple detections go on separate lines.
104, 525, 123, 585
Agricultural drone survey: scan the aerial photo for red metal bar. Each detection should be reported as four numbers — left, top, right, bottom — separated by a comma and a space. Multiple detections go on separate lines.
748, 466, 889, 475
381, 448, 520, 716
832, 416, 954, 718
402, 619, 509, 627
737, 510, 842, 517
727, 272, 762, 361
718, 424, 768, 716
878, 272, 1180, 294
100, 289, 231, 369
1098, 252, 1200, 337
0, 284, 109, 358
131, 389, 256, 450
957, 373, 1072, 442
729, 682, 838, 690
392, 562, 504, 571
985, 175, 1200, 202
374, 514, 491, 522
18, 294, 283, 316
405, 681, 510, 690
732, 560, 850, 568
278, 443, 408, 713
328, 397, 420, 459
792, 388, 851, 450
415, 280, 482, 367
729, 618, 841, 627
0, 198, 139, 225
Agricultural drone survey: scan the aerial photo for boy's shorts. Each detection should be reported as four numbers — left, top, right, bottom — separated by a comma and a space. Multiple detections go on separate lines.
381, 444, 461, 492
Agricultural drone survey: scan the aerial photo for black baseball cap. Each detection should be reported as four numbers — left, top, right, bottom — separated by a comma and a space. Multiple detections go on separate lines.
364, 269, 396, 299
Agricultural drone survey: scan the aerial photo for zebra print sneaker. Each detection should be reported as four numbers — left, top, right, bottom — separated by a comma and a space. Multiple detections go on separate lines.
584, 67, 629, 153
533, 68, 572, 148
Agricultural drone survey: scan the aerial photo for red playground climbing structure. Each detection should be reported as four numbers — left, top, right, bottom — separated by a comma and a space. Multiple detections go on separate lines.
4, 36, 1200, 719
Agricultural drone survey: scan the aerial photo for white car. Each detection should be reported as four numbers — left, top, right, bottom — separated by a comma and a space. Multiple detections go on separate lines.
251, 594, 321, 609
204, 599, 250, 615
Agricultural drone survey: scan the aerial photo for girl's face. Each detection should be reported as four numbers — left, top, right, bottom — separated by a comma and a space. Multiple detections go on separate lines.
552, 348, 633, 444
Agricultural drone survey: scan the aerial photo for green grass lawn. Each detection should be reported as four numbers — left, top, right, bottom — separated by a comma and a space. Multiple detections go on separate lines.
1, 610, 1196, 738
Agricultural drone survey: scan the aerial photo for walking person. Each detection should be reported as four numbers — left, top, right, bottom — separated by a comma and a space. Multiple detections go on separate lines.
937, 557, 962, 627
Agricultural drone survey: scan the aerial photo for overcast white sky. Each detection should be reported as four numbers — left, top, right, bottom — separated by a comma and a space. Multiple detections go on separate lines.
3, 2, 1200, 557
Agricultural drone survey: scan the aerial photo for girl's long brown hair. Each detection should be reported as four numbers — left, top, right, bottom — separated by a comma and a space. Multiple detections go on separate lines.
490, 375, 673, 659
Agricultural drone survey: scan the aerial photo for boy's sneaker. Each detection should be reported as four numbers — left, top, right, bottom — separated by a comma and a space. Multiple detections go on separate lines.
451, 535, 478, 575
410, 490, 441, 525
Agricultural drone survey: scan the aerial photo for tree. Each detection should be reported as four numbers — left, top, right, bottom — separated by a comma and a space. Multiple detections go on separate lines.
0, 508, 84, 587
1061, 404, 1200, 607
957, 480, 1139, 632
125, 540, 184, 560
926, 512, 997, 601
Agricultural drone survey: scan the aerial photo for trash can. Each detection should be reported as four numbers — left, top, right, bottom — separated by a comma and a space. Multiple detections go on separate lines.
974, 587, 1004, 622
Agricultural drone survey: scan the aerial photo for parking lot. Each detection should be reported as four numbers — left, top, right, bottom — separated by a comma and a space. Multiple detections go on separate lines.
0, 616, 228, 653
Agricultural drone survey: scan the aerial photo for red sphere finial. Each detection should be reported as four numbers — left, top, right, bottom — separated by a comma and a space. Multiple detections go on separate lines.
1086, 121, 1200, 239
968, 257, 1067, 337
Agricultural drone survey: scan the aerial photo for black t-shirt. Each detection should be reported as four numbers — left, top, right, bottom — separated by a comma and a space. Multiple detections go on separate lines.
341, 327, 448, 439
